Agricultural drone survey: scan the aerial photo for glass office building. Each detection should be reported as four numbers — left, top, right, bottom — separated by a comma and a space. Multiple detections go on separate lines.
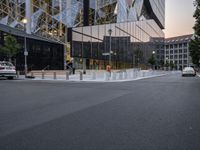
71, 0, 165, 69
0, 0, 165, 70
0, 24, 64, 70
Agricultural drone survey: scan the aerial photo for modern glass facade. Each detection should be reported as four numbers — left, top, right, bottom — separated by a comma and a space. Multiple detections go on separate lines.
0, 0, 165, 70
0, 29, 64, 71
71, 0, 165, 69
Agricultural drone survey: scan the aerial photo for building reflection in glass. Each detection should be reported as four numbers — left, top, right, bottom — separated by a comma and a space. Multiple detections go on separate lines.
72, 19, 164, 69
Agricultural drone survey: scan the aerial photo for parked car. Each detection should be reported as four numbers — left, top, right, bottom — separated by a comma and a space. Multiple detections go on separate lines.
182, 67, 196, 77
0, 61, 16, 79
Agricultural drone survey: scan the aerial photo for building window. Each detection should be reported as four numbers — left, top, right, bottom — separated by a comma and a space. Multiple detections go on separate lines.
184, 54, 187, 58
183, 43, 187, 47
184, 60, 187, 64
184, 49, 187, 53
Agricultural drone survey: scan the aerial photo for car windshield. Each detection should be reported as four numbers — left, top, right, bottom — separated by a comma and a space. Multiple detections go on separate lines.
0, 62, 13, 66
183, 67, 193, 71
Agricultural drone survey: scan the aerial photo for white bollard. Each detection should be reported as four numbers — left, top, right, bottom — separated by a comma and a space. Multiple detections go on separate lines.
135, 71, 138, 78
124, 71, 127, 79
112, 72, 116, 80
119, 72, 123, 80
142, 72, 145, 77
53, 72, 56, 80
80, 72, 83, 80
104, 72, 109, 81
17, 71, 20, 79
92, 72, 96, 80
66, 71, 69, 80
42, 70, 44, 79
132, 70, 134, 78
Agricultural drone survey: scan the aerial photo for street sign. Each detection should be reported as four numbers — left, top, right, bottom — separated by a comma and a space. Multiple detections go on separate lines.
102, 51, 113, 56
102, 53, 110, 56
24, 51, 28, 56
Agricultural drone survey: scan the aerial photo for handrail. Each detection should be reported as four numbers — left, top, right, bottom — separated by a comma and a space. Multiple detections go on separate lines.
42, 65, 50, 71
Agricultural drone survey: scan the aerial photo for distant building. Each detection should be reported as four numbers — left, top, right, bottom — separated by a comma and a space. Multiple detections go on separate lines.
165, 34, 193, 70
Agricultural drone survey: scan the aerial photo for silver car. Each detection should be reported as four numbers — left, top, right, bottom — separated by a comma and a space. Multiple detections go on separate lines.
182, 67, 196, 77
0, 61, 16, 79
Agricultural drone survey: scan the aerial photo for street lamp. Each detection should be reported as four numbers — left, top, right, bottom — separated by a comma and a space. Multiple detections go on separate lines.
152, 51, 156, 70
165, 56, 169, 71
21, 18, 28, 77
108, 29, 112, 68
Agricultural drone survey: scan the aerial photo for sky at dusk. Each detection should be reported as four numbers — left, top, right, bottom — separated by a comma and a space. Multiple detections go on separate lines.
164, 0, 195, 38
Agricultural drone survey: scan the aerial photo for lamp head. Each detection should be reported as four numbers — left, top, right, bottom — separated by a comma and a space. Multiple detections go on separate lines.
21, 18, 28, 24
108, 29, 112, 35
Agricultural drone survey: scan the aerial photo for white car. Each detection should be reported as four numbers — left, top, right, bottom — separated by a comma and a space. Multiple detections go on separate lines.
182, 67, 196, 77
0, 61, 16, 79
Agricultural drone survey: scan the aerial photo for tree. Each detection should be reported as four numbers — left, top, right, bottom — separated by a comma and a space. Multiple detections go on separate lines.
189, 36, 200, 66
0, 35, 21, 62
134, 48, 143, 67
165, 60, 170, 70
174, 61, 178, 70
148, 54, 156, 69
170, 61, 175, 70
159, 60, 164, 68
189, 0, 200, 67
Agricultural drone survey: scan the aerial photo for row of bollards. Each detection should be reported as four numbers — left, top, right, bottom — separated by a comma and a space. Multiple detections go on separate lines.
22, 69, 166, 81
39, 71, 83, 81
103, 69, 162, 81
39, 71, 71, 80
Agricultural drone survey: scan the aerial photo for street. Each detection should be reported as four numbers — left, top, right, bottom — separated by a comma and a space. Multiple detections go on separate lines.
0, 73, 200, 150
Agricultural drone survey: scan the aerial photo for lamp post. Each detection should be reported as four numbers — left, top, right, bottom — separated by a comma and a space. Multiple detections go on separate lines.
108, 29, 112, 68
152, 51, 155, 69
22, 18, 28, 77
165, 56, 169, 71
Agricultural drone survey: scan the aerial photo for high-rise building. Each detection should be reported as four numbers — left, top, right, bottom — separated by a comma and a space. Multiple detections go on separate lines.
0, 0, 165, 70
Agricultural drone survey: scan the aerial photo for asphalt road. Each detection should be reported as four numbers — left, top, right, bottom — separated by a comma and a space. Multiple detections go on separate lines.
0, 73, 200, 150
